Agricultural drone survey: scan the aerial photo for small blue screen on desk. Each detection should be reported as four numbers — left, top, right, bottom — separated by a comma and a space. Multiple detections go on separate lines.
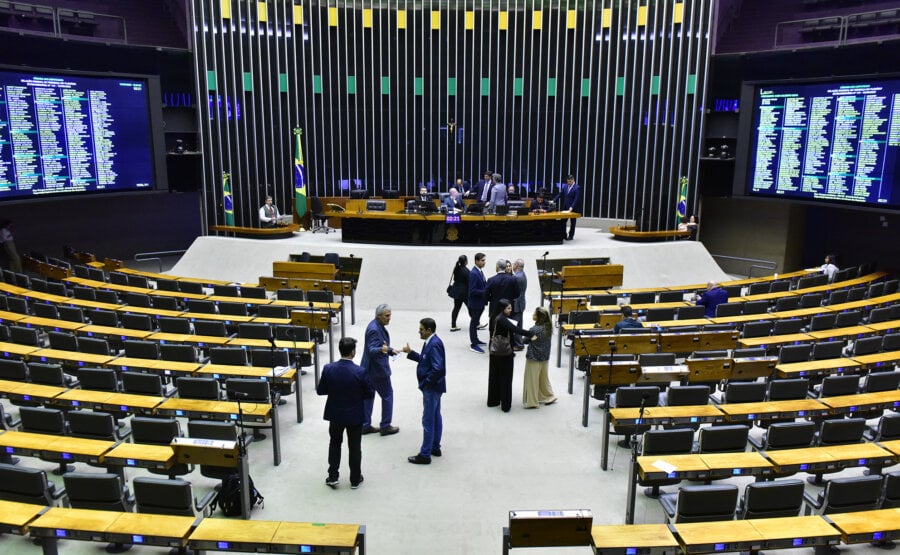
626, 549, 637, 555
446, 214, 461, 224
132, 535, 144, 543
217, 542, 230, 549
55, 529, 66, 537
793, 538, 803, 546
715, 543, 726, 551
300, 546, 312, 553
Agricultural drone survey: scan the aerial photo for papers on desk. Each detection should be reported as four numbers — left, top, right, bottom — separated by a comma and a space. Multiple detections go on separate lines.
274, 365, 291, 377
652, 460, 678, 474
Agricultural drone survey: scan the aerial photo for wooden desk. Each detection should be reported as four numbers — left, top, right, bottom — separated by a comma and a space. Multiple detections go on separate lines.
0, 381, 65, 404
822, 442, 894, 469
828, 507, 900, 544
638, 454, 711, 480
674, 520, 762, 554
684, 358, 732, 381
710, 313, 777, 324
198, 363, 296, 385
739, 290, 797, 302
180, 312, 256, 323
878, 439, 900, 456
830, 292, 900, 312
808, 325, 875, 342
29, 347, 115, 368
66, 276, 152, 295
852, 350, 900, 370
730, 356, 779, 380
739, 332, 813, 349
225, 337, 314, 351
775, 357, 862, 379
76, 324, 153, 341
0, 499, 46, 534
106, 356, 201, 378
765, 447, 838, 475
718, 399, 829, 423
52, 388, 116, 409
205, 295, 273, 306
146, 331, 231, 347
19, 315, 86, 332
29, 507, 195, 550
699, 451, 774, 479
640, 318, 710, 329
745, 515, 840, 551
101, 442, 175, 471
0, 309, 28, 324
818, 390, 900, 414
112, 305, 185, 319
0, 430, 112, 465
566, 332, 657, 395
591, 524, 678, 555
83, 392, 165, 415
0, 430, 58, 457
188, 517, 364, 554
866, 320, 900, 333
611, 405, 724, 427
0, 340, 40, 358
657, 330, 738, 354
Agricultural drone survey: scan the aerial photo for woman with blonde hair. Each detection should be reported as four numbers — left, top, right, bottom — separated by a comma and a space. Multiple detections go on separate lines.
522, 306, 556, 408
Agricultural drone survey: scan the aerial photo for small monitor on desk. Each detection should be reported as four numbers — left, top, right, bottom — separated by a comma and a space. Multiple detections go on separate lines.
366, 200, 386, 212
495, 205, 509, 216
465, 203, 484, 214
349, 189, 369, 199
382, 189, 400, 199
417, 200, 438, 213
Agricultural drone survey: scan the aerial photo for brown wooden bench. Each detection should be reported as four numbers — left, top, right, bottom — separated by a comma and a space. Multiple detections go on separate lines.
558, 264, 624, 290
272, 261, 337, 281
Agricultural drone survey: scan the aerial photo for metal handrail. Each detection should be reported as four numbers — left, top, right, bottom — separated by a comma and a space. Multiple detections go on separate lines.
710, 254, 777, 279
133, 250, 186, 273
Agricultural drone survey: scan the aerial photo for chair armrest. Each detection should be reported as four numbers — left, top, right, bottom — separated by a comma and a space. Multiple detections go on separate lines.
747, 436, 764, 451
196, 489, 217, 517
658, 492, 678, 521
51, 486, 67, 503
114, 427, 132, 441
64, 377, 80, 388
4, 413, 21, 430
802, 491, 822, 515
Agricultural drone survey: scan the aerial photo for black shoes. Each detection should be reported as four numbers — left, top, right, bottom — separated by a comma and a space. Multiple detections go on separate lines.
325, 476, 339, 488
351, 476, 364, 489
361, 426, 379, 435
380, 425, 400, 436
431, 448, 442, 457
408, 454, 431, 465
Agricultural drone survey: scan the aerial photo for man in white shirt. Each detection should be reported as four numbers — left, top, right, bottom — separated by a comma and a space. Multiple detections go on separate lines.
259, 196, 281, 228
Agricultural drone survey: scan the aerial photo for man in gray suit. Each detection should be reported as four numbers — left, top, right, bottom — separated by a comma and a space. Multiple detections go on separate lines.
511, 258, 527, 350
487, 173, 508, 214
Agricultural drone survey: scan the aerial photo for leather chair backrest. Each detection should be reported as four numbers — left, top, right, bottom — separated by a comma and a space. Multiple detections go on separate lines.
698, 425, 750, 454
765, 421, 816, 450
674, 485, 738, 523
741, 479, 804, 519
63, 472, 132, 512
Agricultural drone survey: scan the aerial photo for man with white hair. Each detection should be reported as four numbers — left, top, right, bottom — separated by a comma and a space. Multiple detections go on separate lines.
360, 304, 401, 435
694, 281, 728, 318
443, 187, 464, 213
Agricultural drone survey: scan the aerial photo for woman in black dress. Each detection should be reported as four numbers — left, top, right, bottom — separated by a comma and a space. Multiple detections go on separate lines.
449, 255, 469, 331
488, 299, 535, 412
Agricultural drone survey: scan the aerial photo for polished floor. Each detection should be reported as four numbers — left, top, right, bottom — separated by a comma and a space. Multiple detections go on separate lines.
0, 228, 882, 555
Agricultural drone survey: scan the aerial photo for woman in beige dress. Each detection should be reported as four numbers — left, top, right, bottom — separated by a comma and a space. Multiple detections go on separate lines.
522, 307, 556, 408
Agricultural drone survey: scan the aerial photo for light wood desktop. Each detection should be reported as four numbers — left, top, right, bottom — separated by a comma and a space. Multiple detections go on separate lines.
698, 451, 773, 478
611, 405, 724, 427
739, 332, 813, 349
637, 454, 710, 480
188, 517, 363, 553
808, 325, 875, 341
19, 315, 85, 332
0, 340, 40, 357
745, 515, 840, 550
147, 331, 231, 347
198, 363, 297, 384
591, 523, 678, 555
156, 398, 271, 422
852, 350, 900, 370
817, 390, 900, 413
0, 381, 66, 404
101, 442, 175, 470
775, 357, 861, 378
178, 312, 256, 323
866, 320, 900, 332
674, 519, 761, 553
106, 356, 201, 378
0, 499, 46, 534
31, 348, 115, 367
827, 507, 900, 544
113, 305, 185, 318
77, 324, 153, 340
640, 318, 710, 329
718, 399, 829, 423
0, 309, 28, 323
29, 506, 195, 548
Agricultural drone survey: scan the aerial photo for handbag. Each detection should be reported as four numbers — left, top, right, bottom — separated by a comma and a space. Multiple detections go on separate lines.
489, 326, 513, 356
446, 271, 455, 298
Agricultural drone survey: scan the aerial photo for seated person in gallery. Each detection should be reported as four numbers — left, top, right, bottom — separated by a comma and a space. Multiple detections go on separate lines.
259, 195, 282, 228
693, 281, 728, 318
820, 254, 839, 282
444, 188, 465, 213
531, 192, 552, 214
677, 215, 698, 239
506, 184, 521, 200
613, 306, 643, 333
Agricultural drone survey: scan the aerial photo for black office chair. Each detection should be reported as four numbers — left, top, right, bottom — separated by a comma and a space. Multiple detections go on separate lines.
224, 378, 275, 441
697, 425, 750, 454
803, 474, 883, 515
76, 367, 120, 392
773, 297, 800, 312
125, 292, 152, 308
747, 282, 771, 296
213, 284, 239, 298
73, 286, 97, 301
742, 301, 769, 315
824, 290, 848, 306
805, 313, 836, 332
811, 341, 844, 360
133, 477, 215, 517
9, 325, 41, 347
638, 428, 695, 498
28, 362, 76, 387
57, 306, 85, 323
659, 484, 738, 524
884, 333, 900, 351
240, 286, 267, 299
767, 378, 810, 400
867, 306, 894, 325
629, 292, 655, 304
176, 377, 221, 400
77, 336, 112, 356
187, 299, 217, 314
0, 358, 29, 383
121, 313, 154, 332
738, 479, 805, 519
258, 304, 290, 319
276, 288, 305, 301
307, 290, 336, 304
150, 295, 180, 311
772, 318, 804, 335
769, 280, 791, 293
218, 301, 250, 317
846, 335, 882, 357
868, 282, 885, 299
778, 344, 812, 364
589, 294, 618, 306
715, 303, 743, 317
238, 323, 273, 340
178, 281, 205, 295
209, 347, 249, 366
158, 316, 193, 334
19, 407, 73, 474
612, 386, 660, 448
749, 421, 817, 453
193, 320, 229, 337
32, 303, 59, 319
676, 305, 706, 320
309, 197, 330, 233
156, 278, 180, 292
86, 309, 119, 327
799, 294, 824, 309
808, 417, 867, 485
0, 463, 67, 505
187, 420, 244, 480
817, 375, 860, 398
863, 371, 900, 394
882, 471, 900, 509
720, 382, 767, 404
121, 372, 174, 397
68, 410, 130, 442
159, 344, 198, 363
123, 340, 161, 360
130, 417, 192, 479
645, 307, 675, 322
126, 275, 150, 288
741, 321, 773, 339
94, 289, 120, 305
834, 309, 863, 328
63, 472, 134, 515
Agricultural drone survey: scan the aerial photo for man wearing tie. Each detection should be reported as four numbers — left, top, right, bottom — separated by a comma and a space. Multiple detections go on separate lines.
259, 195, 281, 228
361, 304, 401, 436
476, 171, 494, 203
402, 317, 446, 465
553, 175, 582, 240
468, 253, 488, 353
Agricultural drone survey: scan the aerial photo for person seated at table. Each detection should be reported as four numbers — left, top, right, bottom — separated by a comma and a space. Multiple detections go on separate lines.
443, 188, 465, 213
259, 195, 281, 228
531, 192, 552, 214
677, 215, 698, 240
507, 184, 520, 201
613, 306, 643, 333
416, 186, 431, 203
821, 254, 838, 282
454, 177, 473, 197
693, 281, 727, 318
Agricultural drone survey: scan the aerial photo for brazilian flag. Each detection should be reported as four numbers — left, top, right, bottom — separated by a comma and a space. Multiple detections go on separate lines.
676, 177, 688, 219
293, 128, 307, 219
223, 172, 234, 225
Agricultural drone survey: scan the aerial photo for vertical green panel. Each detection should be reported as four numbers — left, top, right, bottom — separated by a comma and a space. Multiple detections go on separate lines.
279, 73, 288, 93
243, 72, 253, 92
687, 74, 697, 94
650, 76, 660, 95
347, 75, 356, 95
207, 70, 217, 90
547, 77, 557, 97
580, 78, 590, 97
414, 77, 424, 96
447, 77, 457, 96
616, 77, 625, 96
312, 75, 323, 94
381, 76, 390, 95
481, 77, 490, 96
513, 78, 524, 97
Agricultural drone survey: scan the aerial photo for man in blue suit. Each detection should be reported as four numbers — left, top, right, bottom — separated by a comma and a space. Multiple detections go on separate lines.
553, 174, 582, 240
468, 253, 488, 353
443, 187, 465, 213
316, 337, 375, 489
360, 304, 401, 436
402, 317, 446, 465
474, 171, 494, 202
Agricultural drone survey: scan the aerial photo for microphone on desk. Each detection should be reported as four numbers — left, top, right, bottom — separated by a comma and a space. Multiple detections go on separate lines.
268, 334, 277, 348
285, 327, 296, 339
232, 391, 249, 399
542, 251, 549, 257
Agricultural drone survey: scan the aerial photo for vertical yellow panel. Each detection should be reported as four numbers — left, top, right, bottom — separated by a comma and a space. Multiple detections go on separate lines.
257, 2, 267, 23
293, 5, 302, 25
465, 11, 475, 30
363, 8, 373, 28
674, 3, 684, 24
533, 10, 542, 30
637, 6, 647, 26
498, 11, 508, 30
601, 8, 611, 28
220, 0, 231, 19
566, 10, 577, 29
431, 10, 441, 30
328, 7, 339, 27
397, 9, 407, 29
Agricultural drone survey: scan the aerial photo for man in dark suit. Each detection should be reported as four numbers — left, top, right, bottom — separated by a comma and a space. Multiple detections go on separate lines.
316, 337, 375, 489
468, 253, 488, 353
360, 304, 401, 436
475, 171, 494, 203
454, 177, 473, 197
443, 187, 465, 213
484, 258, 520, 335
553, 174, 582, 240
402, 317, 446, 465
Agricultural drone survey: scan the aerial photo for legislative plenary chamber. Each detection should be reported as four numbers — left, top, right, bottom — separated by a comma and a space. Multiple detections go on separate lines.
0, 1, 898, 554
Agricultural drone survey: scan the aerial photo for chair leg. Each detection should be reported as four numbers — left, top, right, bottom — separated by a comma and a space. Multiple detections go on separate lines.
807, 474, 827, 486
54, 462, 75, 475
105, 541, 132, 553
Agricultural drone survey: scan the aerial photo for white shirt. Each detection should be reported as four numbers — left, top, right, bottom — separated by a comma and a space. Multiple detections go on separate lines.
259, 204, 280, 223
821, 263, 838, 281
